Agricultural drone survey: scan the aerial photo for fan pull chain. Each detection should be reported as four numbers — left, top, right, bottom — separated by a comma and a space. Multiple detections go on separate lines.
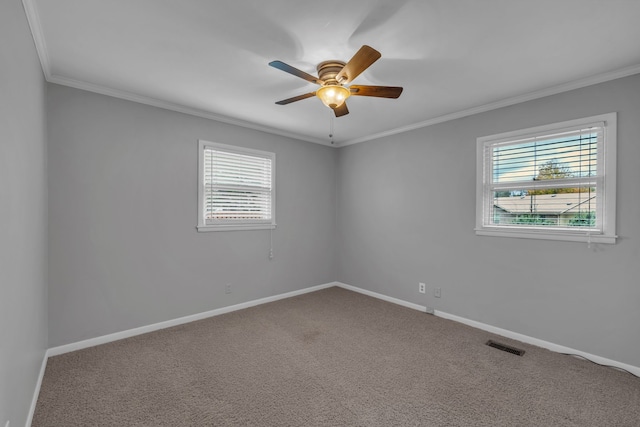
329, 111, 335, 145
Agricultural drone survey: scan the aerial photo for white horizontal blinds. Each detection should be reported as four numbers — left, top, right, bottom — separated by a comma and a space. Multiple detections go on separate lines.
204, 148, 272, 222
486, 123, 602, 231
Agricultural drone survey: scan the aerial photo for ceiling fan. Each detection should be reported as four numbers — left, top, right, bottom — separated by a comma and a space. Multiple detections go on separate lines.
269, 45, 403, 117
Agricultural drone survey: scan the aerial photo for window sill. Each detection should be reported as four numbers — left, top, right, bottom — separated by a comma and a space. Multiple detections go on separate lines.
475, 228, 616, 244
197, 223, 276, 232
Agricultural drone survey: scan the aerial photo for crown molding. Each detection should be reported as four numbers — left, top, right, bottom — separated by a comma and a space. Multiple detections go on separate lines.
22, 0, 640, 149
48, 63, 640, 149
47, 74, 329, 145
338, 63, 640, 147
22, 1, 328, 146
22, 0, 51, 80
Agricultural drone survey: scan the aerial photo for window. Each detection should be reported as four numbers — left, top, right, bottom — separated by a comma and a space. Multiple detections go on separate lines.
476, 113, 616, 243
198, 140, 275, 232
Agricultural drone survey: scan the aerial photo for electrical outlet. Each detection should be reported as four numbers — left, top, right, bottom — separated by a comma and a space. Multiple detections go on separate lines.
434, 287, 441, 298
224, 284, 232, 294
418, 282, 426, 294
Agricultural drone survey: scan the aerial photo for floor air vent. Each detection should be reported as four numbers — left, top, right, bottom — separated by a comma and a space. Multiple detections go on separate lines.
486, 340, 525, 356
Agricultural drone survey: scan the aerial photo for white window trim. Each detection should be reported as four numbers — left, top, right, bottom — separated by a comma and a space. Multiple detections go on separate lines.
475, 113, 617, 244
197, 140, 276, 232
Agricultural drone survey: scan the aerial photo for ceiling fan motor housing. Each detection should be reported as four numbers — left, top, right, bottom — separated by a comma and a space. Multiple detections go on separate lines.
317, 61, 347, 85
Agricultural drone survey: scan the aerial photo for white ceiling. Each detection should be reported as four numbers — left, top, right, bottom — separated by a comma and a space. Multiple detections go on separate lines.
25, 0, 640, 146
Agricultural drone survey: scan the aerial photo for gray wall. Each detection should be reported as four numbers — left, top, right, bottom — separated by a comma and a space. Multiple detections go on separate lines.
5, 2, 637, 419
0, 0, 49, 425
47, 85, 337, 347
336, 74, 640, 368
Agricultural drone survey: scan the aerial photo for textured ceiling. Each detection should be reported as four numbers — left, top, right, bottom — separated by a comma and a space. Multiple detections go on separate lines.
25, 0, 640, 146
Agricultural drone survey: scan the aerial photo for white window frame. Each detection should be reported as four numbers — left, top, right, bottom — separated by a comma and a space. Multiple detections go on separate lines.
197, 140, 276, 232
475, 113, 617, 244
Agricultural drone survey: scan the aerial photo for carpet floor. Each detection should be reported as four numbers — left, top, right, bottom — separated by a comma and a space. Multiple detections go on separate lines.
33, 287, 640, 426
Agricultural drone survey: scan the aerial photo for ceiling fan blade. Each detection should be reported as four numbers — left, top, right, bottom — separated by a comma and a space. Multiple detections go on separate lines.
269, 61, 323, 85
335, 45, 381, 84
275, 92, 316, 105
333, 102, 349, 117
349, 85, 403, 98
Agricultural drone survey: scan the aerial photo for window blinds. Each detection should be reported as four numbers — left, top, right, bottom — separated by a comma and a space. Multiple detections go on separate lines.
484, 123, 603, 231
203, 147, 273, 223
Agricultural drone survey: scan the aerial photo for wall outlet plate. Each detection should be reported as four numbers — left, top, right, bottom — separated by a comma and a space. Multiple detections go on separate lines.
434, 287, 441, 298
224, 284, 232, 294
418, 282, 426, 294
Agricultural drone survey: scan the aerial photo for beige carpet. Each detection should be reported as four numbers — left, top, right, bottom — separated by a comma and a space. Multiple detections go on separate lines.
33, 287, 640, 426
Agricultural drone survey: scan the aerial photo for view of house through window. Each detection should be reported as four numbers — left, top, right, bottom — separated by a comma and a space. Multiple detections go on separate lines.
476, 113, 616, 243
491, 129, 597, 228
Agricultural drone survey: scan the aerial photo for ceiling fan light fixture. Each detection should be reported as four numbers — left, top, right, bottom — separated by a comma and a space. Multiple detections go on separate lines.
316, 85, 351, 109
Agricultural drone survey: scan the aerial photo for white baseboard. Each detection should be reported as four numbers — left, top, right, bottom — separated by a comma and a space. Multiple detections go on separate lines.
336, 281, 640, 378
335, 282, 428, 312
47, 281, 337, 357
434, 310, 640, 377
29, 281, 338, 426
25, 350, 48, 427
28, 280, 639, 426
